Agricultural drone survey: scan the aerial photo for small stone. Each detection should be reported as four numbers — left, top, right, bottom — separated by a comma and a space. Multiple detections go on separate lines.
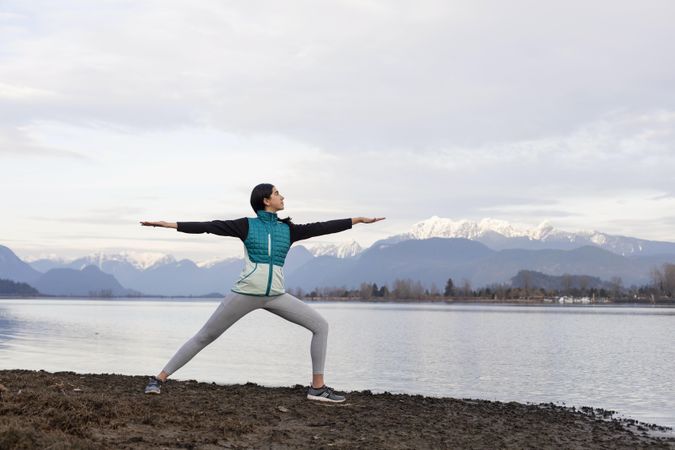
73, 388, 83, 392
277, 406, 289, 413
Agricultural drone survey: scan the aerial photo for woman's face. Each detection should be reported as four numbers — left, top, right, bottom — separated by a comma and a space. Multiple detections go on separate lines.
265, 186, 285, 211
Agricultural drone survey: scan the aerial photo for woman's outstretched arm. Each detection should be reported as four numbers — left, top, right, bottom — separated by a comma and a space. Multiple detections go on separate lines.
140, 219, 248, 240
290, 217, 385, 243
140, 221, 177, 229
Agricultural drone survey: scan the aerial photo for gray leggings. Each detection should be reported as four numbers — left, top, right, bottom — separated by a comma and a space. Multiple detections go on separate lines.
162, 291, 329, 376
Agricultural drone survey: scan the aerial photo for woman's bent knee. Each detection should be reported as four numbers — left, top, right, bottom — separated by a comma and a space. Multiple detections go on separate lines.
314, 317, 329, 335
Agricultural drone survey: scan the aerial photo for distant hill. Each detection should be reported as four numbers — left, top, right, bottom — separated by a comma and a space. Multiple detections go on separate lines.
0, 278, 41, 296
121, 258, 242, 296
510, 270, 614, 291
24, 250, 245, 296
32, 265, 139, 297
463, 245, 641, 288
0, 245, 42, 284
285, 239, 664, 291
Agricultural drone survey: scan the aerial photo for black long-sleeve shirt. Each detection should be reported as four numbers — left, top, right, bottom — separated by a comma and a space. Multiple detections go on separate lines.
176, 217, 353, 244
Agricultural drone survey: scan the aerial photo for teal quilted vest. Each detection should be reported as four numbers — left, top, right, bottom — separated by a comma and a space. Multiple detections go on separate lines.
245, 211, 291, 266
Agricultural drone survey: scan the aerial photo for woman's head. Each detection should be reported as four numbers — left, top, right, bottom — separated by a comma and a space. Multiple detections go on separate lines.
250, 183, 285, 213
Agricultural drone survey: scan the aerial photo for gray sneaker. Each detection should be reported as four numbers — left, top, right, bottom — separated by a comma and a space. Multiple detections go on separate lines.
144, 377, 162, 395
307, 384, 346, 403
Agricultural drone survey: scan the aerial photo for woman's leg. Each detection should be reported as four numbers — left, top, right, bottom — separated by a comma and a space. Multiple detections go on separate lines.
263, 293, 329, 388
159, 292, 261, 379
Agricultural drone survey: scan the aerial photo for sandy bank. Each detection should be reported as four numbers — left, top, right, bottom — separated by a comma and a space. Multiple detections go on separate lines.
0, 369, 673, 449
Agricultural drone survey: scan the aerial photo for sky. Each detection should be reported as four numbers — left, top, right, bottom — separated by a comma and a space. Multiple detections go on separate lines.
1, 0, 675, 263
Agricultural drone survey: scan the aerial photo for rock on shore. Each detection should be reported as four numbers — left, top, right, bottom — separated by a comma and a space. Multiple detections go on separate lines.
0, 369, 673, 449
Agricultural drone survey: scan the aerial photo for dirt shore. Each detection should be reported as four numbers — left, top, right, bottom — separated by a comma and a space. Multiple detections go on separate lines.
0, 370, 673, 449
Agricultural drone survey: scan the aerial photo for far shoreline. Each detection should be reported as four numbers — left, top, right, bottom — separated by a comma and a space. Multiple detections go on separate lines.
2, 294, 675, 307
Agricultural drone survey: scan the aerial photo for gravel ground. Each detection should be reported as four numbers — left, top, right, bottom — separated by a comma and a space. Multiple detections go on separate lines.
0, 369, 673, 449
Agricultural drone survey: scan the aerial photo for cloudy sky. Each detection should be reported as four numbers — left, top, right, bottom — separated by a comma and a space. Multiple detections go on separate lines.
1, 0, 674, 263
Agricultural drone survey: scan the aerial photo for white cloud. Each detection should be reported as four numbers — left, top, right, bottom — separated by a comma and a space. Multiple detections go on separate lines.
0, 82, 59, 100
0, 125, 89, 158
2, 1, 674, 148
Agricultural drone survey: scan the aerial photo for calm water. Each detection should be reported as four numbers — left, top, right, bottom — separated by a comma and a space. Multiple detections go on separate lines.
0, 299, 673, 429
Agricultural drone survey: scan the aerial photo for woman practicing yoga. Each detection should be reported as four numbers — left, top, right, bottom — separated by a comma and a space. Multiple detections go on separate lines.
140, 183, 384, 402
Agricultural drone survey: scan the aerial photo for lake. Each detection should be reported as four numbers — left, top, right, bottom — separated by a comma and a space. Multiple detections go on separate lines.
0, 298, 673, 429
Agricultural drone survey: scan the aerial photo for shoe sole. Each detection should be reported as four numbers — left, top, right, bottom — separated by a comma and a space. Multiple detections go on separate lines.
144, 390, 161, 395
306, 394, 345, 403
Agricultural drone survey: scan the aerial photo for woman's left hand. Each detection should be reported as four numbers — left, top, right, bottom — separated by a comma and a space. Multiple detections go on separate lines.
353, 217, 386, 224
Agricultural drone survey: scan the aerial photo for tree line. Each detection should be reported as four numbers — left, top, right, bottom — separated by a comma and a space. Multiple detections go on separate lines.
288, 263, 675, 303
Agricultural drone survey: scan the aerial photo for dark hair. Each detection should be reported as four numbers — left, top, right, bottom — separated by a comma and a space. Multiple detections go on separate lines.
250, 183, 292, 224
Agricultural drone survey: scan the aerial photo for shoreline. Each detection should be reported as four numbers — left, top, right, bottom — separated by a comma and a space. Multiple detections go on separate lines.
1, 369, 673, 449
2, 295, 675, 307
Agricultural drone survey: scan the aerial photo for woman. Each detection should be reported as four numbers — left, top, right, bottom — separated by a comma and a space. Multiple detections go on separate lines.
140, 183, 384, 402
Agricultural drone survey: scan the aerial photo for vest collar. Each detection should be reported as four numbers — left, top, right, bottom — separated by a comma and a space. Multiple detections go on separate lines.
256, 210, 278, 223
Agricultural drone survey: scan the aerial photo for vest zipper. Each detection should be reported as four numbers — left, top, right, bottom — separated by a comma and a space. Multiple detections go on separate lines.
265, 230, 273, 296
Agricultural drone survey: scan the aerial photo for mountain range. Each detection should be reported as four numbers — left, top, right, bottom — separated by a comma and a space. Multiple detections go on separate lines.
374, 217, 675, 256
2, 217, 675, 296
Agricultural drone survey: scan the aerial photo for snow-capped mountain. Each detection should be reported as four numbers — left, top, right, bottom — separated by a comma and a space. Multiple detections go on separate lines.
304, 240, 363, 258
375, 216, 675, 256
196, 257, 241, 268
24, 251, 176, 271
407, 217, 560, 240
82, 251, 177, 270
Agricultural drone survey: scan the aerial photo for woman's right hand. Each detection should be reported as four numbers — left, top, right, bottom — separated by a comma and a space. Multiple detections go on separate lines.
140, 221, 171, 228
